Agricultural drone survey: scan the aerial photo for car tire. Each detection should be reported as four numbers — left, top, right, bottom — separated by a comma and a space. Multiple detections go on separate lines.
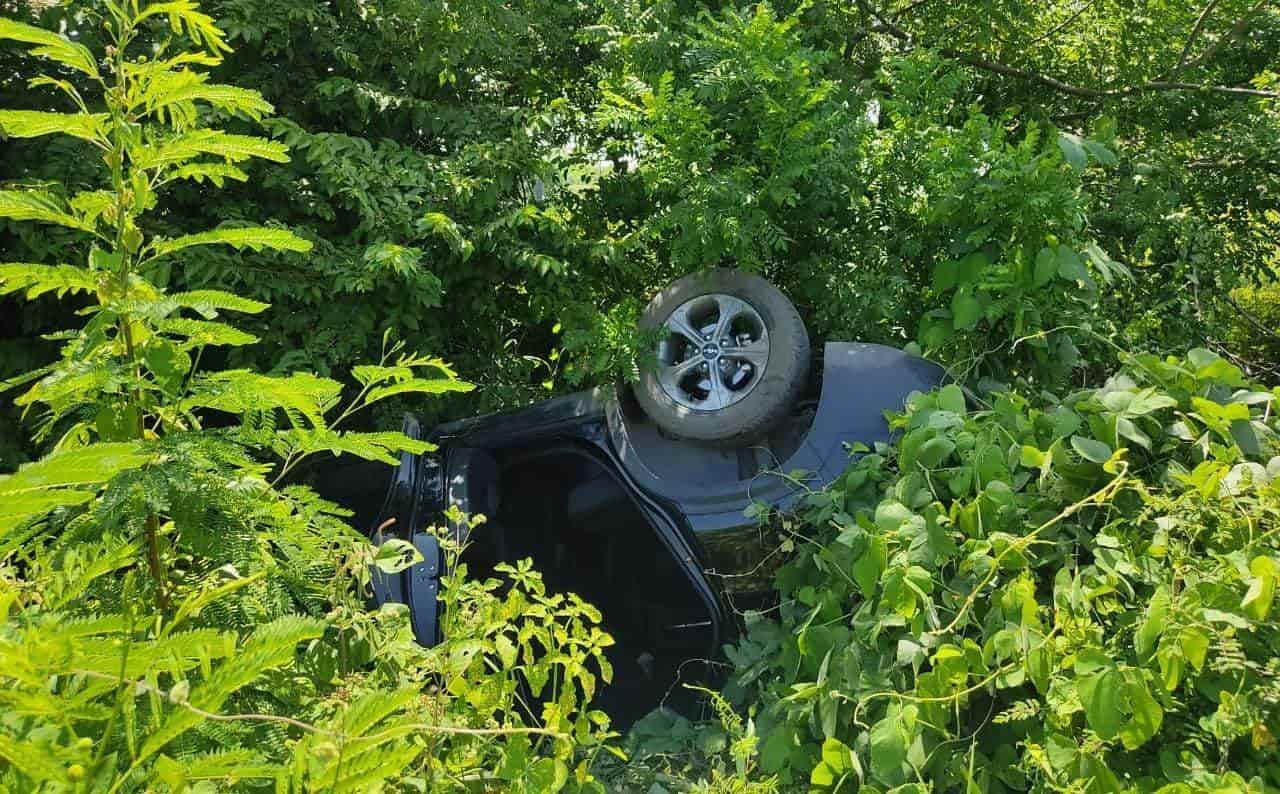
635, 269, 809, 446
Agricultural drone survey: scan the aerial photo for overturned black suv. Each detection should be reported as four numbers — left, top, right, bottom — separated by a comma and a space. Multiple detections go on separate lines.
365, 270, 945, 721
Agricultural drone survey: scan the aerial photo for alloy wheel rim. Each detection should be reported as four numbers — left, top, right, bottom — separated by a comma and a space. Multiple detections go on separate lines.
655, 293, 769, 412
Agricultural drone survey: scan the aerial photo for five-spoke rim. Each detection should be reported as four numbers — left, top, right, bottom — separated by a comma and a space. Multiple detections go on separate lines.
655, 293, 769, 411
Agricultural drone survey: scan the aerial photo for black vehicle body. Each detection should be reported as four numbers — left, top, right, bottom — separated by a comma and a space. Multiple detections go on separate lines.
369, 342, 945, 721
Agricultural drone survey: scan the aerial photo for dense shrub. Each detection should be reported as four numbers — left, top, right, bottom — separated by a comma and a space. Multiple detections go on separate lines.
0, 7, 613, 790
1226, 275, 1280, 370
3, 1, 1279, 791
704, 349, 1280, 791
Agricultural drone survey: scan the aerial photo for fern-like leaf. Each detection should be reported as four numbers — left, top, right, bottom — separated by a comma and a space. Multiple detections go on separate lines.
134, 1, 233, 55
274, 429, 433, 465
149, 227, 312, 259
133, 130, 289, 169
0, 110, 106, 144
154, 749, 282, 788
161, 162, 248, 187
0, 730, 69, 785
0, 263, 98, 299
365, 377, 475, 406
171, 289, 269, 317
142, 73, 273, 122
0, 18, 98, 77
0, 490, 96, 532
159, 317, 258, 348
0, 442, 150, 496
136, 615, 324, 766
0, 442, 151, 532
183, 371, 342, 428
0, 189, 97, 233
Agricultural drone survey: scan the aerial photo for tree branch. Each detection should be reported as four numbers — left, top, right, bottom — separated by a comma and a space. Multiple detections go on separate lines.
1027, 0, 1099, 46
857, 0, 1280, 100
952, 53, 1280, 99
1170, 0, 1224, 76
1177, 0, 1273, 75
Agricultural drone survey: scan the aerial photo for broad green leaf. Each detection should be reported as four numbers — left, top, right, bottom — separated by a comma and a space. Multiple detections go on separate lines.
1082, 139, 1117, 166
811, 737, 855, 787
1242, 556, 1276, 620
951, 290, 982, 330
1057, 132, 1087, 170
1070, 435, 1112, 463
525, 758, 569, 792
875, 501, 912, 533
1033, 246, 1056, 286
1020, 445, 1046, 469
1116, 417, 1151, 450
917, 436, 956, 467
937, 383, 966, 414
1126, 388, 1177, 417
870, 703, 915, 781
149, 227, 312, 258
373, 538, 423, 574
852, 534, 887, 598
932, 258, 958, 291
1203, 608, 1249, 628
1082, 242, 1130, 283
1075, 655, 1124, 740
1179, 625, 1210, 671
1118, 675, 1163, 750
759, 726, 793, 773
1056, 247, 1090, 284
1134, 585, 1169, 658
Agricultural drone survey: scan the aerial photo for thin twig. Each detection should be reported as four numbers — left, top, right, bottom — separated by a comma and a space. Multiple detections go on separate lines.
932, 467, 1129, 638
74, 669, 571, 742
1169, 0, 1225, 77
1177, 0, 1273, 75
1223, 292, 1280, 344
1027, 0, 1099, 46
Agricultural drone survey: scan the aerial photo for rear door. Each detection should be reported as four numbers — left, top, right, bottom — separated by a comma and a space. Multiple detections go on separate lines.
370, 438, 498, 647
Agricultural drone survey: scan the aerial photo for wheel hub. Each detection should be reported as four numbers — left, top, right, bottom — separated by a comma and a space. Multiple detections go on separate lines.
655, 293, 770, 412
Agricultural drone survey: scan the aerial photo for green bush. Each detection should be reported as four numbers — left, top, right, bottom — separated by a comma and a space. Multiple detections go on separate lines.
716, 349, 1279, 791
1225, 276, 1280, 369
0, 5, 614, 790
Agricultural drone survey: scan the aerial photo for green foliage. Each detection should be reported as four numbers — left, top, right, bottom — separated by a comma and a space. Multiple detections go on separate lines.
1225, 266, 1280, 368
720, 349, 1280, 791
2, 0, 1279, 790
883, 79, 1130, 382
598, 687, 778, 793
0, 4, 614, 790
